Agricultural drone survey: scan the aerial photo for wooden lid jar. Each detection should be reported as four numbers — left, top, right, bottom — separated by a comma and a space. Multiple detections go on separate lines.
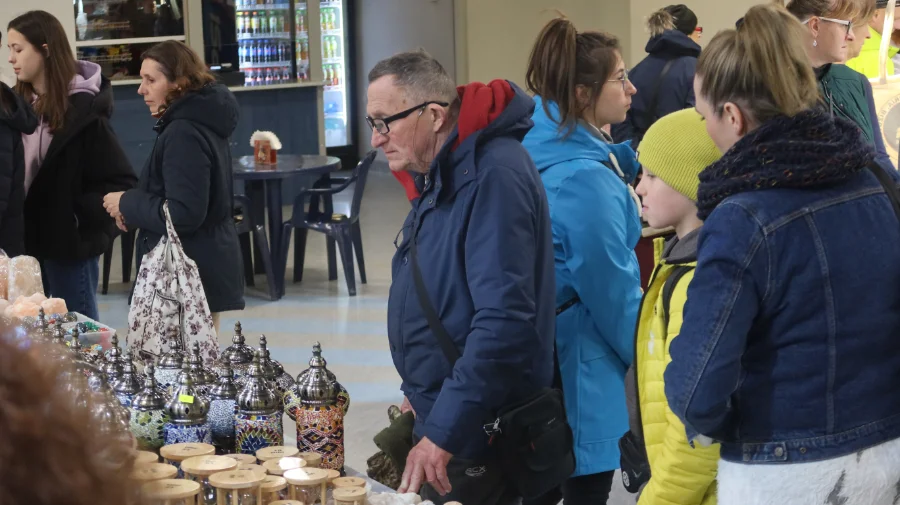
131, 463, 178, 484
160, 443, 216, 470
296, 452, 322, 468
333, 487, 367, 505
332, 477, 366, 489
181, 455, 239, 504
262, 457, 306, 476
237, 464, 268, 478
284, 467, 329, 504
134, 450, 160, 467
208, 469, 265, 505
225, 453, 258, 468
268, 502, 304, 505
141, 479, 201, 505
260, 475, 288, 504
256, 446, 299, 462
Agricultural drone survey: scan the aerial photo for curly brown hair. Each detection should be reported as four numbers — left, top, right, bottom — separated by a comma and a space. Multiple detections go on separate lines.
141, 40, 216, 115
0, 329, 136, 505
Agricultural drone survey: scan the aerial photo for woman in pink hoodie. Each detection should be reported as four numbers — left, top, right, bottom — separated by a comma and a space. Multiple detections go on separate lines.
7, 11, 136, 319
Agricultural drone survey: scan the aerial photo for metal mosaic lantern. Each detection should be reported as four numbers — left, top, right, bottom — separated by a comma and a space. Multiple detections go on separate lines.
130, 363, 170, 451
293, 343, 345, 471
257, 335, 287, 412
187, 341, 214, 398
209, 356, 239, 454
155, 329, 187, 395
235, 350, 283, 454
213, 322, 254, 386
285, 343, 350, 421
163, 370, 213, 446
113, 360, 142, 408
31, 307, 52, 341
102, 334, 125, 385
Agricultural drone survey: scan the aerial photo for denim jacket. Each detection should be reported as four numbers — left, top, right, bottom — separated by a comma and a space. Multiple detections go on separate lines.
665, 168, 900, 464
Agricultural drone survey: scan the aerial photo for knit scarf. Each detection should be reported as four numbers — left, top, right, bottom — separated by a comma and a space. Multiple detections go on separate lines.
697, 110, 874, 220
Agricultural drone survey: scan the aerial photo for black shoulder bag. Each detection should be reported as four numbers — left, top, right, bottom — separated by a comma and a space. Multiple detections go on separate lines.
408, 216, 575, 500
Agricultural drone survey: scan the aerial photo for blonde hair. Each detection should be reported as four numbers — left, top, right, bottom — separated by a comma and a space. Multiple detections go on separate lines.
697, 3, 819, 125
647, 9, 676, 37
852, 0, 876, 26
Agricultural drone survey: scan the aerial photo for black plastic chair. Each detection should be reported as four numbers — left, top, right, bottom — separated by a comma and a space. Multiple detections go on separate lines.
280, 150, 376, 296
235, 194, 279, 300
101, 230, 136, 295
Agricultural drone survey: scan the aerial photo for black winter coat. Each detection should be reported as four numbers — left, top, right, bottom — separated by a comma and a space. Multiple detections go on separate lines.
24, 76, 137, 260
612, 30, 701, 148
120, 84, 245, 313
0, 83, 37, 257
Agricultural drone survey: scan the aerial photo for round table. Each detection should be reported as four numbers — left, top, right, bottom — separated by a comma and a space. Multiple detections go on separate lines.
233, 155, 342, 298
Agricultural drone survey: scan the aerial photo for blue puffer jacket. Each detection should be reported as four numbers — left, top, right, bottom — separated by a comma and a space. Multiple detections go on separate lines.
523, 97, 643, 476
612, 30, 700, 147
387, 82, 557, 460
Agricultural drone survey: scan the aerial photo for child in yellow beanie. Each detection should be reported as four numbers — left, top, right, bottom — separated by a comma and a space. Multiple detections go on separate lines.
622, 108, 722, 505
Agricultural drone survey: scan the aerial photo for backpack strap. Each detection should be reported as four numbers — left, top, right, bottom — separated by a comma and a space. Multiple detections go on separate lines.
662, 265, 695, 333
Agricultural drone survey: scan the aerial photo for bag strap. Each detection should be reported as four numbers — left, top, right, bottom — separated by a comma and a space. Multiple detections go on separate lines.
409, 216, 462, 366
868, 162, 900, 222
637, 59, 676, 135
662, 265, 694, 332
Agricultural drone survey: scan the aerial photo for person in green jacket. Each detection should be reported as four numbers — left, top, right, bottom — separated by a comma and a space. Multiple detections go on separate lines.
787, 0, 895, 169
846, 0, 900, 77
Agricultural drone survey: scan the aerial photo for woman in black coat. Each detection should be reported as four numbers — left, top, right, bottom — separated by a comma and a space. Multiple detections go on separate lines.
0, 79, 37, 258
103, 41, 244, 330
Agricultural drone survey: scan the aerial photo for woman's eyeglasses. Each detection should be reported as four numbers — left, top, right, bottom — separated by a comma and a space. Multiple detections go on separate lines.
802, 16, 852, 37
606, 69, 631, 92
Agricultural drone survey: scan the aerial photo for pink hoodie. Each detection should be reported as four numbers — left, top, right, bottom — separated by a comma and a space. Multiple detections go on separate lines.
22, 60, 102, 192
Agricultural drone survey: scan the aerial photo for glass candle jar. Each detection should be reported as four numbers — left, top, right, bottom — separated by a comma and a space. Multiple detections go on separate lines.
133, 450, 160, 467
131, 463, 178, 484
260, 475, 288, 504
239, 464, 268, 478
226, 453, 258, 469
331, 477, 366, 490
283, 467, 328, 504
181, 455, 239, 505
332, 487, 367, 505
160, 443, 216, 477
262, 457, 306, 477
256, 446, 299, 463
296, 452, 322, 468
208, 469, 265, 505
141, 479, 201, 505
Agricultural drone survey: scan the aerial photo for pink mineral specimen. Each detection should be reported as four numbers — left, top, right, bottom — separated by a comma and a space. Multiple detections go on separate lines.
41, 298, 67, 316
8, 256, 43, 302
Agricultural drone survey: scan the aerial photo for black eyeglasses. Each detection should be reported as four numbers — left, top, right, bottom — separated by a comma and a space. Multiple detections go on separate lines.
366, 100, 450, 135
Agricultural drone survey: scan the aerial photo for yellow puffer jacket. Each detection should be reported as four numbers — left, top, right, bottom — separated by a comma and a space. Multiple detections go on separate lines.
635, 238, 718, 505
846, 27, 898, 79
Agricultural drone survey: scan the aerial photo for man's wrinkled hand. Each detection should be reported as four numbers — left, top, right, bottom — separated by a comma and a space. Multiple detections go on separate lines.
398, 436, 452, 496
400, 396, 415, 417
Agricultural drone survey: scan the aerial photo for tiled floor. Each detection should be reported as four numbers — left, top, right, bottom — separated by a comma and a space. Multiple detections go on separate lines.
100, 169, 632, 503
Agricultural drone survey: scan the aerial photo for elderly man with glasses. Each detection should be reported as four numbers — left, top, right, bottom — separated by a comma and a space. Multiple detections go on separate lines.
366, 50, 556, 505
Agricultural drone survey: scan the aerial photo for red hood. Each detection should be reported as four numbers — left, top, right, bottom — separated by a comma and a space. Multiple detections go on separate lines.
392, 80, 515, 201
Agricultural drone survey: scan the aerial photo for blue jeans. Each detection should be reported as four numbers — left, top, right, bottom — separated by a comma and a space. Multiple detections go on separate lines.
41, 257, 100, 321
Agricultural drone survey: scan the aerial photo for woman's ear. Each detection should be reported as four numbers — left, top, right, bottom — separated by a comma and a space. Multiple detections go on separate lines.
807, 16, 821, 39
721, 102, 747, 137
41, 44, 49, 57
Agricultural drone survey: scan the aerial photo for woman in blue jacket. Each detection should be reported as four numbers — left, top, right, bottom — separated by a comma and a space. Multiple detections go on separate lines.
522, 16, 643, 505
612, 4, 701, 148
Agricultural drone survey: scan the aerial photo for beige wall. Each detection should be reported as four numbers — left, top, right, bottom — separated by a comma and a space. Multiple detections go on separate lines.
454, 0, 766, 88
0, 0, 75, 86
456, 0, 632, 88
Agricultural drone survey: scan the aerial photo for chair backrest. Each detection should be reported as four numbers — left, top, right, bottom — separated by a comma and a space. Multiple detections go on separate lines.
349, 150, 378, 220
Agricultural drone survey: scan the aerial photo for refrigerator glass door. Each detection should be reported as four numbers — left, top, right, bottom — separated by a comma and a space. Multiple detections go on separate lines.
236, 0, 294, 87
321, 0, 349, 147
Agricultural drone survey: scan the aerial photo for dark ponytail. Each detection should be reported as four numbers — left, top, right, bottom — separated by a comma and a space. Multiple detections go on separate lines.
525, 15, 620, 134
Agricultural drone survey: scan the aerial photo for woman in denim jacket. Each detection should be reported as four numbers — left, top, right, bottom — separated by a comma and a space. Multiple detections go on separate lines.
665, 4, 900, 504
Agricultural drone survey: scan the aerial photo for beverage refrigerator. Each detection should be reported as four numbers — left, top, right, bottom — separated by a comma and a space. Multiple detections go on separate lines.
206, 0, 358, 166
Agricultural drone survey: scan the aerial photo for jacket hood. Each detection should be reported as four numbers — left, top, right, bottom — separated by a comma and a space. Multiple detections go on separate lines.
645, 30, 701, 58
525, 97, 640, 181
662, 227, 699, 263
0, 82, 37, 135
70, 60, 102, 96
451, 80, 534, 152
70, 60, 116, 119
155, 83, 239, 138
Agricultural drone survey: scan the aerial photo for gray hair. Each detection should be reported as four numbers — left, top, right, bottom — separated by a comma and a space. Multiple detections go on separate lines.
368, 49, 458, 104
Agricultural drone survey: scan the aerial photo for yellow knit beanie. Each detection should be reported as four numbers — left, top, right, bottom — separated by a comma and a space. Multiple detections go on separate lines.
637, 109, 722, 202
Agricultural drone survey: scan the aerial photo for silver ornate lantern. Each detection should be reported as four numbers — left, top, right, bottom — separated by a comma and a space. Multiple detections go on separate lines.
155, 329, 187, 395
187, 341, 214, 398
292, 342, 345, 471
113, 360, 142, 408
209, 356, 239, 454
213, 322, 254, 385
285, 343, 350, 421
235, 350, 283, 454
102, 334, 125, 385
129, 363, 169, 451
163, 369, 213, 446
